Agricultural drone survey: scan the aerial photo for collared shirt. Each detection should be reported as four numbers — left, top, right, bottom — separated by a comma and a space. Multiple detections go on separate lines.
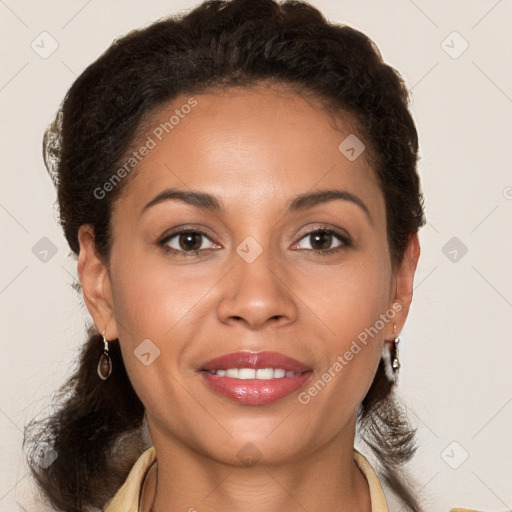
104, 446, 486, 512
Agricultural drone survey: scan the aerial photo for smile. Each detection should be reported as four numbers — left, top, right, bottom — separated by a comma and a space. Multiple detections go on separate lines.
201, 351, 313, 405
208, 368, 299, 379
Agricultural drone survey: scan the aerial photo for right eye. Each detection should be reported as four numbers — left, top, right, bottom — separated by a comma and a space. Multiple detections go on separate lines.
159, 229, 219, 257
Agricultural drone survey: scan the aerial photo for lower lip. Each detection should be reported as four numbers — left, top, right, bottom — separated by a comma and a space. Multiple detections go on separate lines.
201, 371, 313, 405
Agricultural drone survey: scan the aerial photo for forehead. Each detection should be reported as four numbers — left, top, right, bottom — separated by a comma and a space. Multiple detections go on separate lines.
113, 85, 384, 222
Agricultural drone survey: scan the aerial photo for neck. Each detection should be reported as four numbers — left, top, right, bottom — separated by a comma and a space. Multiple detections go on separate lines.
141, 432, 371, 512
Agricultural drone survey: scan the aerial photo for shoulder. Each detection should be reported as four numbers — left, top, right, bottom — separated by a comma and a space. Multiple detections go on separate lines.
353, 449, 500, 512
104, 446, 156, 512
353, 448, 391, 512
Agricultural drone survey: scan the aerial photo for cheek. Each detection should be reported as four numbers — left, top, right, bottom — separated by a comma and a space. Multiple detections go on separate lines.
295, 249, 392, 343
296, 250, 392, 405
110, 250, 213, 339
109, 255, 222, 400
109, 264, 194, 421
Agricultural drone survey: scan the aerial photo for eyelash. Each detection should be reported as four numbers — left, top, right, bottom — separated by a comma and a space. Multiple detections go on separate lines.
158, 227, 217, 258
157, 226, 351, 258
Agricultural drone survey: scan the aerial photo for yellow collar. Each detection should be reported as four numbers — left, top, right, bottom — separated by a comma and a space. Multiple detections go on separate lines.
104, 446, 390, 512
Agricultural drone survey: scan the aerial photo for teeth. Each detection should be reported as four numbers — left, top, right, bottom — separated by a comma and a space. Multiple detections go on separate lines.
210, 368, 297, 379
238, 368, 256, 379
256, 368, 274, 379
273, 368, 286, 378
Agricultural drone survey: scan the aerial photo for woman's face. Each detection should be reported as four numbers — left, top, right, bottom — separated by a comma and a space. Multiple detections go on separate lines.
79, 84, 418, 466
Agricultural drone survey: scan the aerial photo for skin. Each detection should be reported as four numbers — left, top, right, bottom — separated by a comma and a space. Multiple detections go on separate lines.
77, 84, 420, 512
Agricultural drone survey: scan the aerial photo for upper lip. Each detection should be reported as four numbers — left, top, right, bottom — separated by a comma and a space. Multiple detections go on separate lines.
201, 351, 311, 373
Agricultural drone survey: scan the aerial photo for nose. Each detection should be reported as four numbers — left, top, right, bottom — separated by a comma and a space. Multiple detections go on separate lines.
216, 249, 298, 330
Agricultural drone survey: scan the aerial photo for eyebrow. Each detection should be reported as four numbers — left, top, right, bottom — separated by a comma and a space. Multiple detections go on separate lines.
139, 187, 372, 222
288, 189, 371, 222
139, 189, 223, 219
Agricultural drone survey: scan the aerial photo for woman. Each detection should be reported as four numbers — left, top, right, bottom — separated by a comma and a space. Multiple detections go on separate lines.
23, 0, 485, 511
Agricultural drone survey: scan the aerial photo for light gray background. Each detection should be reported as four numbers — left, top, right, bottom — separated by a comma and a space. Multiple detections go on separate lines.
1, 1, 511, 511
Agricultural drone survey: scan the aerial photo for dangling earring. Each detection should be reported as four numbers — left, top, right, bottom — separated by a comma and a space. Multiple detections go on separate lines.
97, 329, 112, 380
390, 323, 401, 374
382, 324, 401, 382
391, 336, 401, 373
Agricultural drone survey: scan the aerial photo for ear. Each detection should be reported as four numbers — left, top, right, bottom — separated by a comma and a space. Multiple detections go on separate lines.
388, 233, 421, 338
77, 225, 119, 340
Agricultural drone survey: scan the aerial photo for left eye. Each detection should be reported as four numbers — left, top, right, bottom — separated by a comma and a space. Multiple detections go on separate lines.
295, 230, 345, 251
164, 231, 216, 252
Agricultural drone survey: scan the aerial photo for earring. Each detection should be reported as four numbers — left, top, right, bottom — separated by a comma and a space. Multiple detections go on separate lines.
391, 336, 401, 373
382, 324, 401, 382
97, 329, 112, 380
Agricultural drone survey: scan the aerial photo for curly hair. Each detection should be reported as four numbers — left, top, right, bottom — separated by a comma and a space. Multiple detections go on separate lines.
24, 1, 425, 510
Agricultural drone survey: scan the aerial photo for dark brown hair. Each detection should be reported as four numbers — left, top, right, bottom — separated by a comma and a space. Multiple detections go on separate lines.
24, 1, 425, 510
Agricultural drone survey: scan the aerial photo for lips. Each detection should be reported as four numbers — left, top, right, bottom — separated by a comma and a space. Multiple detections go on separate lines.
200, 351, 313, 405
